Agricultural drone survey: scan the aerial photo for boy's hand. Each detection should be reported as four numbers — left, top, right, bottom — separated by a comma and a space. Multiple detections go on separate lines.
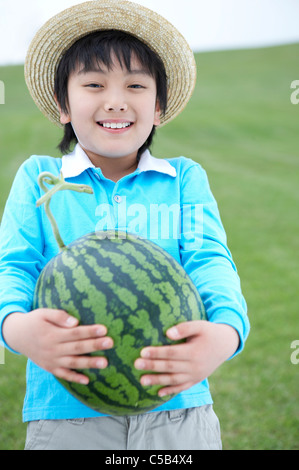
134, 321, 239, 397
2, 309, 113, 385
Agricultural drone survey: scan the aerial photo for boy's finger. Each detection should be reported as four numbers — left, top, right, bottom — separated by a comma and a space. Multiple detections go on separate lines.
140, 373, 189, 388
60, 336, 113, 356
140, 342, 190, 361
166, 320, 205, 341
53, 367, 90, 385
157, 382, 195, 398
41, 309, 79, 328
135, 355, 190, 373
40, 309, 109, 339
60, 355, 108, 373
63, 323, 108, 341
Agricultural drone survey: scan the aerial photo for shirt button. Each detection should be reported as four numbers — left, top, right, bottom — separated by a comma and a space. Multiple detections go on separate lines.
114, 195, 122, 204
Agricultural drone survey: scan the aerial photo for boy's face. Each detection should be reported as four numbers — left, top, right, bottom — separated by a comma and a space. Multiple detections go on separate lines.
59, 54, 161, 165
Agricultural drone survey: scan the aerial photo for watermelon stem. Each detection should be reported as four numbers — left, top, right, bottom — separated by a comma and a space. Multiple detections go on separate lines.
36, 172, 93, 250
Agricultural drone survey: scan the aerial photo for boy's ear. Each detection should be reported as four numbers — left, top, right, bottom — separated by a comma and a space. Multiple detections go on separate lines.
154, 100, 161, 127
54, 93, 71, 125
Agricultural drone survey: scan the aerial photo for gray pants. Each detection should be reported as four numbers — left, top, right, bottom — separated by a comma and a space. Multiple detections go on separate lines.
24, 405, 222, 451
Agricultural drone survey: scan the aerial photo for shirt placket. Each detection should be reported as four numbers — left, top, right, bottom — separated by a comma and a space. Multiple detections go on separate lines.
111, 182, 127, 232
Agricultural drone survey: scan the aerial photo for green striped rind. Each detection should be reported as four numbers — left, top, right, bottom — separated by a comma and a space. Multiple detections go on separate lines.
33, 231, 206, 416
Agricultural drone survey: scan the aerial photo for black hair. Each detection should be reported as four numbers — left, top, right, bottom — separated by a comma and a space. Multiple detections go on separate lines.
54, 30, 168, 158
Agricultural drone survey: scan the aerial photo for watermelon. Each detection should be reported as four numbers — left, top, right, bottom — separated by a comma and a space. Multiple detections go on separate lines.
33, 230, 206, 416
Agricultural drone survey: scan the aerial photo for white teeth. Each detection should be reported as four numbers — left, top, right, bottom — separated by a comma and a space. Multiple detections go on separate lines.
102, 122, 131, 129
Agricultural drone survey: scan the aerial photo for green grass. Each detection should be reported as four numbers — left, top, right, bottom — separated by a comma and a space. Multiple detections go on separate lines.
0, 43, 298, 450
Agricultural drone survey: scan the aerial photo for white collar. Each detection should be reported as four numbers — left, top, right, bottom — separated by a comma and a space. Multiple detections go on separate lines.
61, 144, 177, 179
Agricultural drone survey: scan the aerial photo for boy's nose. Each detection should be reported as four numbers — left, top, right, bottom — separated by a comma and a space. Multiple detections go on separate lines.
104, 101, 128, 113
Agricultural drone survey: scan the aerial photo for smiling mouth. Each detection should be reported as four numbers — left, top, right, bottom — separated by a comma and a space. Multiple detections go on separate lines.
97, 122, 133, 129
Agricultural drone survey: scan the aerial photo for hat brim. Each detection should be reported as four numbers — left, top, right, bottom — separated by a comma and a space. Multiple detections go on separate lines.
24, 0, 197, 128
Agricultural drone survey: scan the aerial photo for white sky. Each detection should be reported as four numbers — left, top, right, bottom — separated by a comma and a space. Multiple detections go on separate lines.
0, 0, 299, 65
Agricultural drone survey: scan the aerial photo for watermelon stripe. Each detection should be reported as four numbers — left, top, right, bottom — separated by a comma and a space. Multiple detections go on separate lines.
34, 231, 206, 416
68, 239, 177, 343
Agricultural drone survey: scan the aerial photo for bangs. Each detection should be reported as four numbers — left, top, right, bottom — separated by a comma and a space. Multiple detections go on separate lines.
71, 30, 160, 78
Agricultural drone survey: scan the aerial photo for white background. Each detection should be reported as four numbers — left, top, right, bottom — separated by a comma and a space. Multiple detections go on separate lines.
0, 0, 299, 65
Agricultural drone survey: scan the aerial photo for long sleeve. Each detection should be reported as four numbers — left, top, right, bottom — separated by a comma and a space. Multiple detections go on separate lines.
179, 161, 249, 357
0, 158, 47, 351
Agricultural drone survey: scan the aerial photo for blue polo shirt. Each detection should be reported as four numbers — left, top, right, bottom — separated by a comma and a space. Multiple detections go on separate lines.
0, 144, 249, 422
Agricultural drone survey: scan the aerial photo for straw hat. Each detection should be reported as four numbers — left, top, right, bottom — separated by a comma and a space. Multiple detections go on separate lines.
24, 0, 197, 128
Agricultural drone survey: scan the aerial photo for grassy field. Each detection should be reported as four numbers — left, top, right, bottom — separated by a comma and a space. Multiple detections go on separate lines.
0, 43, 298, 450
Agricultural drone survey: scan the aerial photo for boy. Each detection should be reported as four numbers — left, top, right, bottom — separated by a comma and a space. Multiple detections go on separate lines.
0, 0, 249, 450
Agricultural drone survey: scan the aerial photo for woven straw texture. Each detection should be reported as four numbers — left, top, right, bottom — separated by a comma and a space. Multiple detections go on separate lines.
24, 0, 197, 127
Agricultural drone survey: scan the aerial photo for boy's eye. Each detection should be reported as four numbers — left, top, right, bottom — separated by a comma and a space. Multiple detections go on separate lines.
86, 84, 102, 88
129, 84, 145, 89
